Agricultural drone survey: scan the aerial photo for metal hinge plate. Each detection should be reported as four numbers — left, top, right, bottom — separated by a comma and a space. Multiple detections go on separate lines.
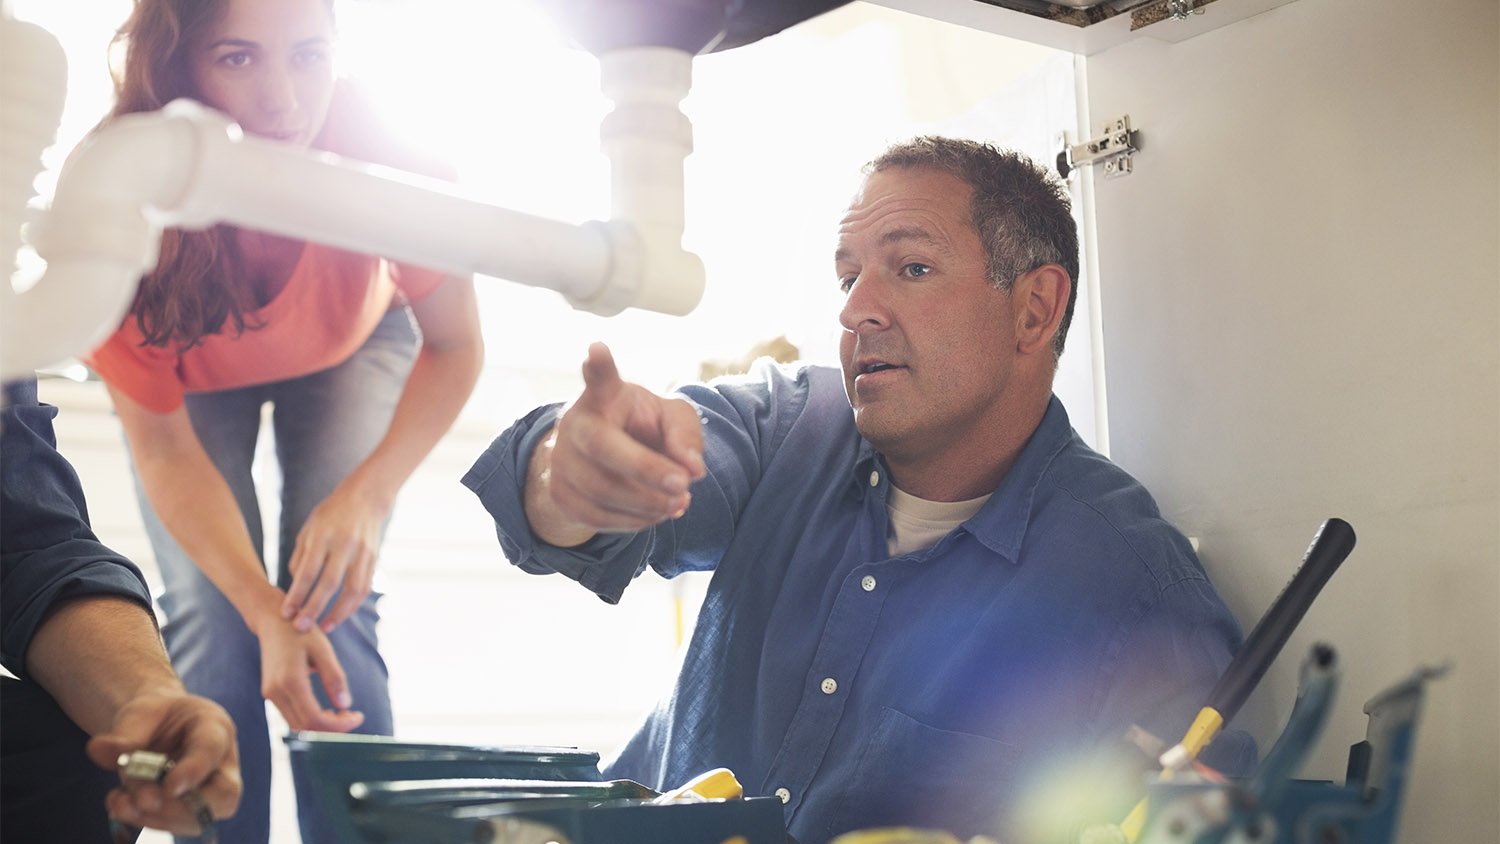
1057, 114, 1140, 179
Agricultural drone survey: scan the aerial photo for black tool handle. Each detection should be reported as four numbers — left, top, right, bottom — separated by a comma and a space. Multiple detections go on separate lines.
1204, 517, 1356, 721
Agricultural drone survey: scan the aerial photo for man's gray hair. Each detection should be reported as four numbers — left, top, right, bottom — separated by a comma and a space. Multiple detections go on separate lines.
866, 136, 1080, 358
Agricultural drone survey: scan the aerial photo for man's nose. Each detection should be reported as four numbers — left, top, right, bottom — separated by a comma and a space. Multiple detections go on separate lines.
839, 275, 890, 333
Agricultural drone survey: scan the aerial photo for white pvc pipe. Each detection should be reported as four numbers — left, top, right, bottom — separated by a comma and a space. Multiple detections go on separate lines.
155, 102, 615, 303
12, 100, 616, 382
595, 47, 705, 317
6, 44, 708, 380
1, 13, 70, 381
35, 99, 615, 303
601, 47, 693, 232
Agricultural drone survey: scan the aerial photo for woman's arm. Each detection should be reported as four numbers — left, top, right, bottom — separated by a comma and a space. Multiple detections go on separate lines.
107, 386, 364, 733
282, 274, 484, 632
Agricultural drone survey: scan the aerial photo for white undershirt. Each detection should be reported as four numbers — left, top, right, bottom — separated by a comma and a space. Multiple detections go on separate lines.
886, 485, 992, 557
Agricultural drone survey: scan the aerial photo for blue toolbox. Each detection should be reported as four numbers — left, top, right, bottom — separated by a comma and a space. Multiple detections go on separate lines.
285, 733, 790, 844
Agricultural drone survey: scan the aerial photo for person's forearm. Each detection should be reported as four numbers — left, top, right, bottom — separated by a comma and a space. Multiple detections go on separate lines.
339, 337, 483, 507
25, 596, 184, 736
107, 386, 284, 630
130, 442, 284, 631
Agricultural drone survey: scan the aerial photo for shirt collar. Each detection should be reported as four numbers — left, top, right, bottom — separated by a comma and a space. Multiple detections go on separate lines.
854, 394, 1074, 565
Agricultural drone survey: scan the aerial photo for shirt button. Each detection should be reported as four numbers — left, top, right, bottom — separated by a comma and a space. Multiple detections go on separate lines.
820, 677, 838, 695
869, 470, 880, 487
775, 787, 791, 804
861, 575, 877, 592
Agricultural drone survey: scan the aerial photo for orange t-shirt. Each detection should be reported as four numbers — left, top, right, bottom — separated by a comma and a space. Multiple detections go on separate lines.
85, 247, 445, 413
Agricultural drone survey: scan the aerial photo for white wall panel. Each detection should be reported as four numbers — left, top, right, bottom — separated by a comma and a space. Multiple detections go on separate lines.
1083, 0, 1499, 839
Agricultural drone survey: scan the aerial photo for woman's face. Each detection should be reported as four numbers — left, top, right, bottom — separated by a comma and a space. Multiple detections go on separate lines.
188, 0, 336, 146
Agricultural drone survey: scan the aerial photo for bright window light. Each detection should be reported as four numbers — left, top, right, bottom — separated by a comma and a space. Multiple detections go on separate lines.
11, 0, 1076, 425
336, 1, 609, 223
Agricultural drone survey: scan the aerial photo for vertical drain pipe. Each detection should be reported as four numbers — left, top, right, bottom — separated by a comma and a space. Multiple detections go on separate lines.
577, 46, 704, 317
0, 10, 69, 380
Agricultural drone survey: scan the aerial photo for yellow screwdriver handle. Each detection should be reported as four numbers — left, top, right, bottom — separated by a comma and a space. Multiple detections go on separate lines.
1119, 706, 1225, 841
655, 768, 744, 803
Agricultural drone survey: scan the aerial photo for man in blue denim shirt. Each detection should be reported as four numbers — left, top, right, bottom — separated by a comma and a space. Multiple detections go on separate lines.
1, 377, 241, 841
463, 137, 1254, 843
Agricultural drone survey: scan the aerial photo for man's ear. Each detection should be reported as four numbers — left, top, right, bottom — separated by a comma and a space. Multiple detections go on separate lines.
1014, 264, 1071, 357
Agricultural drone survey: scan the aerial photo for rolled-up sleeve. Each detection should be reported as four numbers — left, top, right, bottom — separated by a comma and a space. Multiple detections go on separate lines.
1, 379, 153, 680
460, 403, 650, 604
461, 360, 816, 604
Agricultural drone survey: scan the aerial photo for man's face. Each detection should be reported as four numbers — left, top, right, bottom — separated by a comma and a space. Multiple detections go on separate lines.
835, 167, 1019, 465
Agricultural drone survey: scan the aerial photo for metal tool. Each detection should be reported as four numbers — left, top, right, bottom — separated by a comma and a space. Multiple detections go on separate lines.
1117, 517, 1357, 841
1130, 649, 1448, 844
112, 749, 217, 844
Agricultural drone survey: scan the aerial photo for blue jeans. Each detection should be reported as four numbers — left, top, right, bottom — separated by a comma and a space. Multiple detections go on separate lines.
133, 308, 418, 844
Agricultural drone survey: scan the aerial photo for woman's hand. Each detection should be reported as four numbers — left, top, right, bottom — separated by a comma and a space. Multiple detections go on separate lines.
278, 274, 482, 634
281, 481, 391, 633
254, 608, 365, 733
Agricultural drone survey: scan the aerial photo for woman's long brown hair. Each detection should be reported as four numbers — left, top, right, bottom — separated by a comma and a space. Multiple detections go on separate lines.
104, 0, 330, 350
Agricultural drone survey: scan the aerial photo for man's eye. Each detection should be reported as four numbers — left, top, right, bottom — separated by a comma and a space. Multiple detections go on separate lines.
838, 274, 857, 293
901, 263, 931, 279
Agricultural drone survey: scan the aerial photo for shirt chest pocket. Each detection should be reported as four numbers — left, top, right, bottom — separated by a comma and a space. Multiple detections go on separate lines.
824, 707, 1023, 841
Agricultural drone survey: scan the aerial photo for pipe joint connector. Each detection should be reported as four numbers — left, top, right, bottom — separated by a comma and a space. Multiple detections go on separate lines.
568, 219, 703, 317
155, 98, 243, 229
